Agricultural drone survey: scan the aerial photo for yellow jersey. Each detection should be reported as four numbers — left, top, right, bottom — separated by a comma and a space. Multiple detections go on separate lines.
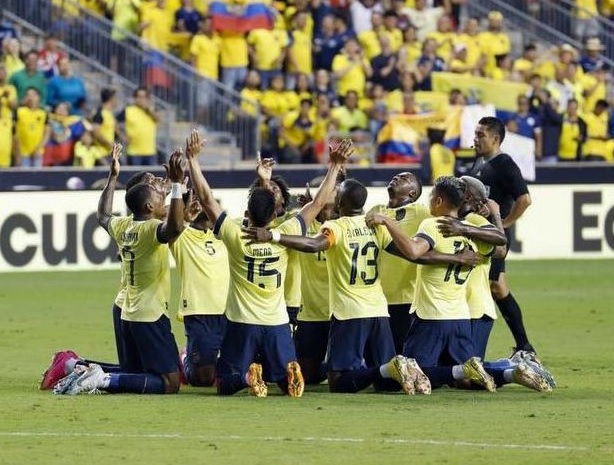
141, 6, 173, 52
108, 216, 171, 323
463, 213, 497, 320
170, 226, 229, 319
260, 90, 291, 119
15, 106, 48, 157
240, 88, 261, 117
298, 220, 330, 322
247, 28, 286, 71
426, 30, 454, 62
215, 212, 305, 325
92, 107, 116, 150
321, 215, 391, 321
0, 84, 16, 166
120, 105, 157, 156
456, 34, 482, 67
381, 28, 403, 53
332, 54, 369, 98
358, 29, 382, 60
190, 33, 222, 80
219, 31, 249, 68
271, 211, 302, 309
368, 202, 431, 305
558, 117, 584, 161
289, 29, 312, 74
412, 217, 476, 320
74, 142, 107, 168
583, 111, 611, 160
281, 110, 314, 147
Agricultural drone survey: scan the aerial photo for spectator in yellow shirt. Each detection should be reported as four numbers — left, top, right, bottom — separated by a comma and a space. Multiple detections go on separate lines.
332, 38, 372, 99
583, 99, 611, 161
558, 99, 587, 161
219, 29, 249, 91
381, 10, 403, 53
248, 27, 288, 89
287, 11, 313, 87
190, 16, 221, 117
425, 14, 455, 63
513, 44, 539, 82
455, 17, 483, 69
74, 130, 108, 168
0, 64, 17, 167
140, 0, 173, 53
280, 98, 315, 163
116, 87, 160, 166
478, 11, 510, 76
331, 90, 369, 133
13, 87, 51, 167
285, 73, 312, 112
358, 12, 383, 60
398, 25, 422, 74
260, 74, 291, 155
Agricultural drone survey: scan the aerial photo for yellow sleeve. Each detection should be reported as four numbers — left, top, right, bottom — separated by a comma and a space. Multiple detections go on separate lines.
415, 218, 437, 250
275, 216, 306, 236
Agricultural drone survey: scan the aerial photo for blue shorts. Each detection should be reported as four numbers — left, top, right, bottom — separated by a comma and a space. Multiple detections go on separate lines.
112, 304, 126, 368
327, 316, 396, 372
403, 317, 475, 367
471, 316, 494, 360
217, 321, 296, 383
184, 314, 227, 367
295, 320, 330, 362
121, 315, 180, 375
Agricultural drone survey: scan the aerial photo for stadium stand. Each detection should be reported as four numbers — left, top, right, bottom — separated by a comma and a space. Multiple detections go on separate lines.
1, 0, 613, 171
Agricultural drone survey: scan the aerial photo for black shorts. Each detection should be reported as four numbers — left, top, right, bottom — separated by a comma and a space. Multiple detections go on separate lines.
489, 228, 512, 281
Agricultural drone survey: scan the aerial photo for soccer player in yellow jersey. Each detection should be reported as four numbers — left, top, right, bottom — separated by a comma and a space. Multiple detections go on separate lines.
55, 145, 187, 396
437, 177, 553, 392
367, 176, 497, 392
187, 132, 353, 398
247, 178, 434, 395
367, 172, 430, 354
170, 202, 230, 387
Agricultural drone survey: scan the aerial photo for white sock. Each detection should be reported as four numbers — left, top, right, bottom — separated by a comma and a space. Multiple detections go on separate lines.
64, 358, 79, 375
452, 365, 465, 380
101, 374, 111, 389
380, 363, 392, 379
503, 369, 514, 383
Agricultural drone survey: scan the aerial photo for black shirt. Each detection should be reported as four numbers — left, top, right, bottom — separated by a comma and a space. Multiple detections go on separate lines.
471, 153, 529, 220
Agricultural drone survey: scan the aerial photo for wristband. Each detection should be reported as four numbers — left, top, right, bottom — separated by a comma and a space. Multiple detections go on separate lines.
171, 183, 182, 199
271, 230, 281, 243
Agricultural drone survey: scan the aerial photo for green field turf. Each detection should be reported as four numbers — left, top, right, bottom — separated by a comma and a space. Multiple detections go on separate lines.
1, 260, 613, 465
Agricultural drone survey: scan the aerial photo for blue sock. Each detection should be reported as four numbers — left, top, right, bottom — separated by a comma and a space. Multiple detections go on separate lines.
107, 373, 166, 394
332, 367, 381, 393
421, 367, 454, 389
484, 359, 516, 370
483, 366, 508, 387
82, 360, 123, 373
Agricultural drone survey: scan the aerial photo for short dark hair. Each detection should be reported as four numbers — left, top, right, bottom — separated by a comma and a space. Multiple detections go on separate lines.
249, 175, 291, 210
595, 99, 609, 109
434, 176, 465, 209
248, 188, 276, 227
524, 43, 537, 52
125, 171, 153, 191
478, 116, 506, 143
101, 88, 116, 104
125, 183, 154, 215
340, 178, 368, 209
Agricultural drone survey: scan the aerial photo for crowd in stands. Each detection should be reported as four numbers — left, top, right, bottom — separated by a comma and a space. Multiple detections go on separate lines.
1, 0, 614, 168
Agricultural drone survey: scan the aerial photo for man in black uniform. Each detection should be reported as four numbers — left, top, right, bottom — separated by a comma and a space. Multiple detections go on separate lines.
471, 116, 536, 355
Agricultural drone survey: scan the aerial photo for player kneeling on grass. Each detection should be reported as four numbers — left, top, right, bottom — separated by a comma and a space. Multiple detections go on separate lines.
436, 176, 555, 391
54, 144, 186, 395
186, 132, 351, 397
170, 193, 230, 387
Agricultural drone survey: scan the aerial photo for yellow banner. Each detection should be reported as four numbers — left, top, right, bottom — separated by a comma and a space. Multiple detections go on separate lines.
432, 72, 529, 112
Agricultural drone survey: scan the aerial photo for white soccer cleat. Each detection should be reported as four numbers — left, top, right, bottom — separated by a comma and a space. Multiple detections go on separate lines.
67, 364, 107, 395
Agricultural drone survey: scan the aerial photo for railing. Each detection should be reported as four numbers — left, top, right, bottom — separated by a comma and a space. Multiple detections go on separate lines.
466, 0, 614, 68
3, 10, 173, 155
3, 0, 261, 159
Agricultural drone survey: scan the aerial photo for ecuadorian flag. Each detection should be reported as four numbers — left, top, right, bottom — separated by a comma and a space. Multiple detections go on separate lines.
377, 116, 421, 164
210, 1, 275, 32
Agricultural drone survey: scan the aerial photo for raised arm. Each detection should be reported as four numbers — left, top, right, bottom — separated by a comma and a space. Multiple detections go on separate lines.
156, 149, 187, 243
242, 226, 331, 253
296, 138, 353, 226
184, 130, 223, 223
97, 143, 122, 232
366, 212, 431, 261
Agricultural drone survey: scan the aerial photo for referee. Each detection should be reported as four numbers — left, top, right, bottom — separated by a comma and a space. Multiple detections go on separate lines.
471, 116, 536, 355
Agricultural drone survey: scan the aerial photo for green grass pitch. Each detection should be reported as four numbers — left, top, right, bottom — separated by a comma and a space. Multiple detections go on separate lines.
0, 260, 613, 465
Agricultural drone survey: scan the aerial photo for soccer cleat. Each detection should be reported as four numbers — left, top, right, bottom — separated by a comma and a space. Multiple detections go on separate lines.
40, 350, 80, 390
463, 357, 496, 392
52, 371, 81, 395
512, 363, 552, 392
387, 355, 415, 395
406, 358, 431, 395
510, 349, 542, 366
178, 347, 188, 386
286, 361, 305, 398
525, 360, 557, 389
247, 363, 267, 398
66, 364, 107, 395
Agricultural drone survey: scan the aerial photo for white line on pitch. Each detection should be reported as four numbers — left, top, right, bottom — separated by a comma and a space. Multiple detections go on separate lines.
0, 431, 608, 452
